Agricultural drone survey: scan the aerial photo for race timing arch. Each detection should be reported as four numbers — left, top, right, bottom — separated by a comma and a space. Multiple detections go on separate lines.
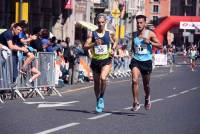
153, 16, 200, 50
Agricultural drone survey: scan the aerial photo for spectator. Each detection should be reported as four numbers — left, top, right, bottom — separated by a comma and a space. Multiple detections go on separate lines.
41, 29, 53, 52
17, 20, 38, 75
63, 37, 74, 84
17, 21, 41, 87
0, 23, 28, 82
30, 27, 44, 52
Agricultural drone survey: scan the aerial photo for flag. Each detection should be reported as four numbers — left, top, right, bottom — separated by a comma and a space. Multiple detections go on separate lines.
65, 0, 72, 9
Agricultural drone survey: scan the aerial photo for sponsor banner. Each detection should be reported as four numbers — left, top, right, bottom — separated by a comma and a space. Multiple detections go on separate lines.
180, 22, 200, 30
92, 0, 101, 4
154, 54, 167, 66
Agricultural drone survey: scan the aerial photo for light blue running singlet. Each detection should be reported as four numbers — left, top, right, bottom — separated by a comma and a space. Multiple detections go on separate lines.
132, 30, 152, 61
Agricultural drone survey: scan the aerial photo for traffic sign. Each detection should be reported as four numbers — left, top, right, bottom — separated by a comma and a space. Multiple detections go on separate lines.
111, 8, 121, 18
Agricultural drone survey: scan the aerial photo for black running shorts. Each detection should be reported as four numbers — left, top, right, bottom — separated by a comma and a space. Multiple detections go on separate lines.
129, 58, 152, 75
90, 57, 112, 74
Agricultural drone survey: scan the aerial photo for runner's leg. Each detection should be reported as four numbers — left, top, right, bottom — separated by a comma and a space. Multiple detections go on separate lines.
142, 74, 151, 110
100, 63, 112, 98
131, 67, 140, 104
142, 74, 151, 98
93, 72, 101, 99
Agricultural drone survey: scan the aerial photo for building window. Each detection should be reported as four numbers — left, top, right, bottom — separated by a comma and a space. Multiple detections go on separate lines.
152, 5, 159, 13
152, 16, 159, 25
150, 0, 159, 2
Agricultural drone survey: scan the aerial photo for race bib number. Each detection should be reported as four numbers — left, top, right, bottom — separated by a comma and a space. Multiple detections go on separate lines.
94, 45, 108, 55
135, 44, 148, 54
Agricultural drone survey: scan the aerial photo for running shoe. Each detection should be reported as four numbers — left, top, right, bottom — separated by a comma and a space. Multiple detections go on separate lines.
145, 96, 151, 110
96, 101, 103, 113
98, 97, 104, 109
131, 103, 141, 111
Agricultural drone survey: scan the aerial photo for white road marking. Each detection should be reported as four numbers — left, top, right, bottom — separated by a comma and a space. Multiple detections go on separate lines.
124, 104, 144, 110
88, 113, 112, 120
151, 98, 164, 103
124, 106, 132, 110
35, 122, 80, 134
166, 94, 178, 98
190, 87, 199, 91
24, 101, 79, 108
24, 102, 48, 104
38, 101, 79, 108
180, 90, 189, 94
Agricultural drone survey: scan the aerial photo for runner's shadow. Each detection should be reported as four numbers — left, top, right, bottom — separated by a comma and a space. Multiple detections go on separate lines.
103, 110, 147, 117
56, 109, 146, 116
56, 108, 97, 114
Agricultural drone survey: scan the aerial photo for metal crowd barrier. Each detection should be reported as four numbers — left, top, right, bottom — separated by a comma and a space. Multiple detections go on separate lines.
79, 55, 131, 80
0, 51, 62, 103
37, 52, 62, 97
110, 56, 131, 79
0, 49, 13, 103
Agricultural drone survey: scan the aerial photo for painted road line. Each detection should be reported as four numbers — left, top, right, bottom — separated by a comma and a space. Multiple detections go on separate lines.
35, 123, 80, 134
124, 106, 132, 110
124, 104, 144, 110
179, 90, 189, 94
190, 87, 199, 91
124, 87, 199, 110
37, 101, 79, 108
88, 113, 112, 120
166, 94, 179, 98
151, 98, 164, 103
123, 98, 165, 110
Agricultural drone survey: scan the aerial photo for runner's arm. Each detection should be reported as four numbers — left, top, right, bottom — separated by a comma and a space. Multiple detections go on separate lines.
109, 33, 117, 50
149, 32, 162, 49
130, 32, 134, 55
84, 32, 94, 50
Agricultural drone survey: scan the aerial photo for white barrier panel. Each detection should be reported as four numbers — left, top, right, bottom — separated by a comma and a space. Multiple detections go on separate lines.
154, 54, 167, 66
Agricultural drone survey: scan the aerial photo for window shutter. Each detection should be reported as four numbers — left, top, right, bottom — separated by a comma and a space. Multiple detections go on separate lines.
151, 5, 153, 13
158, 6, 160, 13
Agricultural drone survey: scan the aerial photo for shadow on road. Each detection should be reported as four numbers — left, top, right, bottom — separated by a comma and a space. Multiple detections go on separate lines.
56, 108, 147, 117
56, 108, 97, 114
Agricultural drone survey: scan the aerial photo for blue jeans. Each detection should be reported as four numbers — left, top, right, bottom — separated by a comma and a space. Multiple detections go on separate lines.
12, 54, 18, 82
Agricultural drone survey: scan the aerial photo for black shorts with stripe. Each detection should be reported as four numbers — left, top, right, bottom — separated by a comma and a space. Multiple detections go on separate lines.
90, 57, 112, 74
129, 58, 152, 75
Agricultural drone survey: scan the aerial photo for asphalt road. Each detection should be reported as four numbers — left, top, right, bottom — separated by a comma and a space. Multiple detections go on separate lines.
0, 56, 200, 134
